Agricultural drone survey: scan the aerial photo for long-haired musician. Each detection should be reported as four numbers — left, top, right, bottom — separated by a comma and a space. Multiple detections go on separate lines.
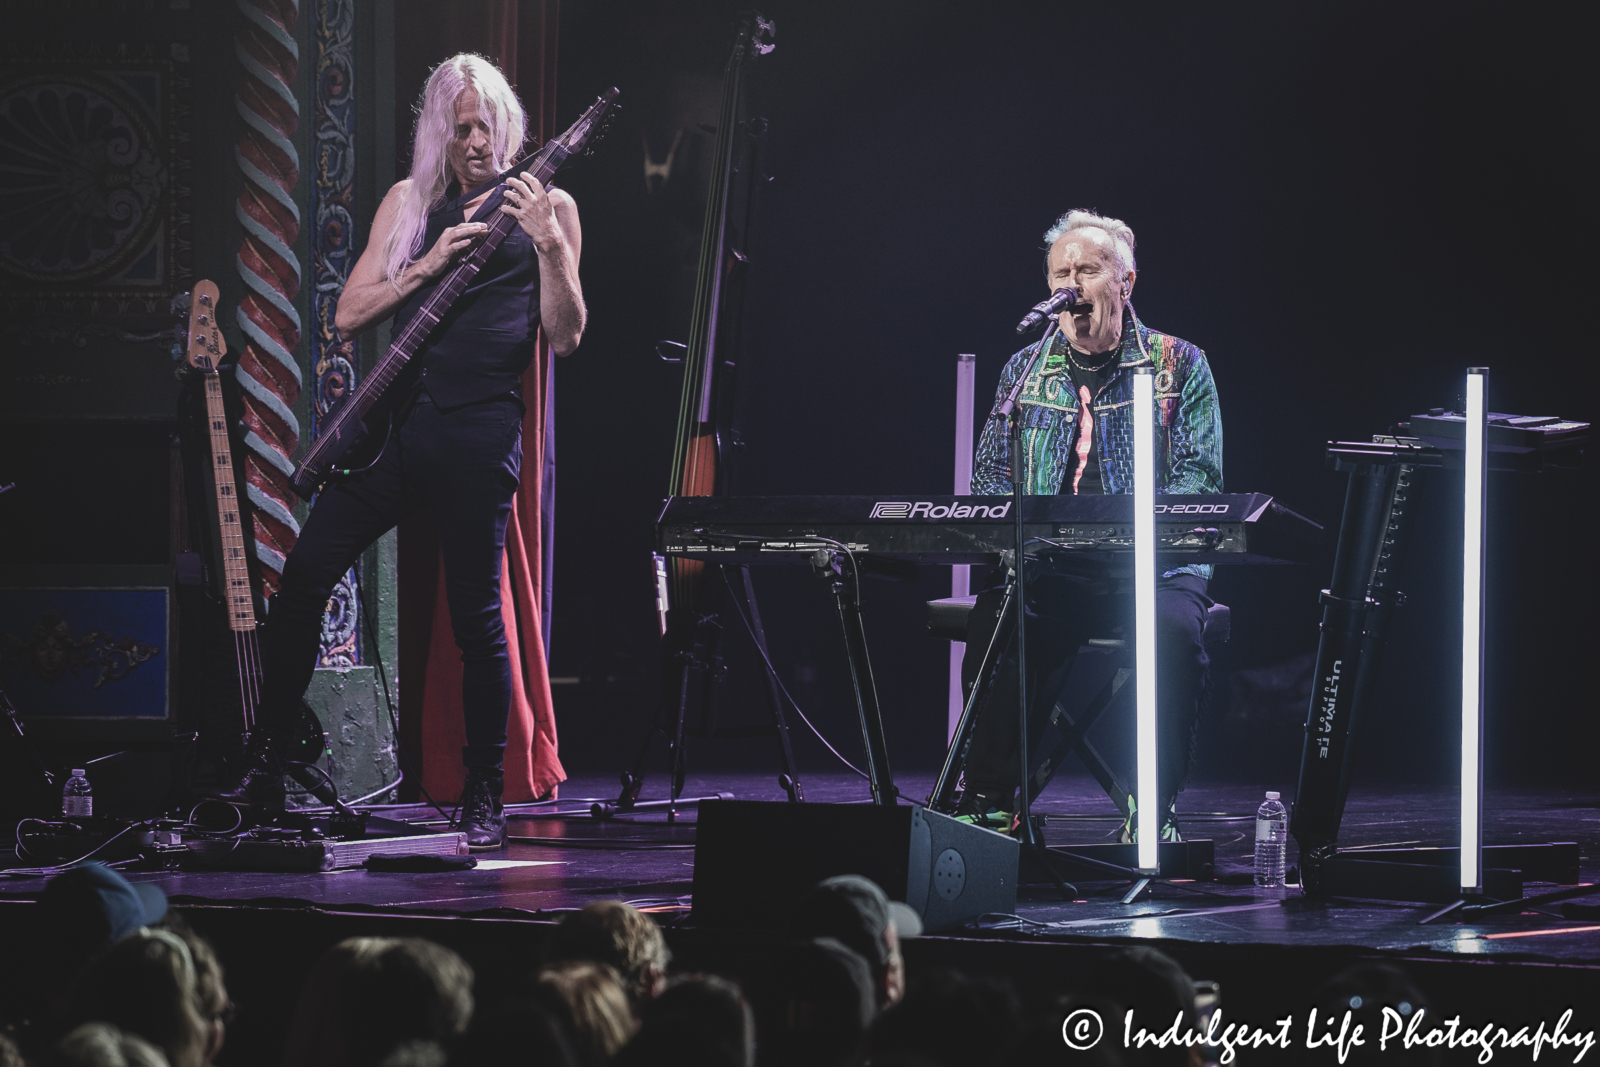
211, 53, 584, 849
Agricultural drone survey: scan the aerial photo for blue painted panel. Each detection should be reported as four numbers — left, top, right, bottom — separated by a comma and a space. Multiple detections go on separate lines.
0, 588, 169, 718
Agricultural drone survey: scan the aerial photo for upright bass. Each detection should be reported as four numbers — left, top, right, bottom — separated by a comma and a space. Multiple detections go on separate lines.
612, 12, 801, 816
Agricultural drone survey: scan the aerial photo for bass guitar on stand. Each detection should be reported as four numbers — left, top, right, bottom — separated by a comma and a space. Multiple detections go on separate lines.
181, 281, 325, 780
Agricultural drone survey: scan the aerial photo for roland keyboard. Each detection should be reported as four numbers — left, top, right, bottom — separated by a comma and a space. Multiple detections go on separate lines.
657, 494, 1323, 566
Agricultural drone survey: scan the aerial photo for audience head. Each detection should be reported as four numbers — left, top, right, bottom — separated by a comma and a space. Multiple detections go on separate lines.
1073, 947, 1200, 1067
40, 865, 168, 990
613, 975, 755, 1067
866, 968, 1021, 1067
796, 875, 922, 1008
457, 998, 578, 1067
1311, 963, 1436, 1065
545, 900, 672, 1003
67, 929, 207, 1067
530, 960, 636, 1066
372, 1043, 448, 1067
775, 937, 875, 1067
282, 937, 474, 1067
152, 914, 229, 1065
47, 1023, 167, 1067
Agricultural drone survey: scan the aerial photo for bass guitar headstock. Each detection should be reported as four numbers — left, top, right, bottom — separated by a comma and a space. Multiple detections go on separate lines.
183, 279, 227, 373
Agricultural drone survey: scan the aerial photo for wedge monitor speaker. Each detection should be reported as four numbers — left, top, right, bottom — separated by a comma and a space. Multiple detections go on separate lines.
692, 800, 1018, 933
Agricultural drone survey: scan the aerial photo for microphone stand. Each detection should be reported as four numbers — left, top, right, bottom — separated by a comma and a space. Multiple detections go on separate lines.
994, 319, 1074, 901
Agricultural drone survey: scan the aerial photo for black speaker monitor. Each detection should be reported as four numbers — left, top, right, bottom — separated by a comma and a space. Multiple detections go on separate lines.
692, 800, 1019, 933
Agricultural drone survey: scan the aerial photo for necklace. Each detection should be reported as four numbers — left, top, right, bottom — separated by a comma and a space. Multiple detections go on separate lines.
1066, 342, 1118, 373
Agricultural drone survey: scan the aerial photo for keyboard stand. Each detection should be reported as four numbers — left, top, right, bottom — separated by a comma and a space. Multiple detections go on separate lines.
810, 549, 899, 805
1295, 433, 1583, 902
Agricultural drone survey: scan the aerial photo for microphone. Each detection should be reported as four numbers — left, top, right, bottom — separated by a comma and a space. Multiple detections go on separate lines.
1015, 287, 1082, 333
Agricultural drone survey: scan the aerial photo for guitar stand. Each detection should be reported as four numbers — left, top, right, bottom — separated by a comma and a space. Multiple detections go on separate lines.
605, 564, 803, 822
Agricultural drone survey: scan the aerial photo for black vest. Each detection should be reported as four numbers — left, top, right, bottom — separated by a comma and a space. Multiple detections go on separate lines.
393, 182, 541, 409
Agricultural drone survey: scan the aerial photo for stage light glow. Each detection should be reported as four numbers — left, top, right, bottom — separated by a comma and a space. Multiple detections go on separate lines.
951, 354, 976, 742
1461, 369, 1487, 892
1132, 368, 1158, 873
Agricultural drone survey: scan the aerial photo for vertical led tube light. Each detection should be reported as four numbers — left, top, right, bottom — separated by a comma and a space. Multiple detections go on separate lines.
1461, 368, 1488, 892
950, 354, 976, 742
1132, 367, 1158, 873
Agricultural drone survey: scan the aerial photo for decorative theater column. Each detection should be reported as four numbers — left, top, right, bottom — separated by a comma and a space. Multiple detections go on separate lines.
232, 0, 304, 596
308, 0, 362, 668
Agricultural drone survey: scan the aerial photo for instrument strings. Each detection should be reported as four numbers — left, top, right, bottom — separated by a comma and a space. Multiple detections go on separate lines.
669, 30, 748, 498
304, 144, 571, 473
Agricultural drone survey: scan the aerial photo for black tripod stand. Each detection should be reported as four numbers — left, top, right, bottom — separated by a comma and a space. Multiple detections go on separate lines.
603, 562, 802, 821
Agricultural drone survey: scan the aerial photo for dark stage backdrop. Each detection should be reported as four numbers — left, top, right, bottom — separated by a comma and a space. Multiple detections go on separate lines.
545, 1, 1595, 789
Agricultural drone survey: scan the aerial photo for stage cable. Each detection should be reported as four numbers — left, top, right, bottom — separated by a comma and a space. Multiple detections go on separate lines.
716, 565, 871, 784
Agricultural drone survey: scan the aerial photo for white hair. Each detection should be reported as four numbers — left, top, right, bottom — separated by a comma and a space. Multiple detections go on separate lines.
1042, 209, 1138, 281
382, 54, 527, 282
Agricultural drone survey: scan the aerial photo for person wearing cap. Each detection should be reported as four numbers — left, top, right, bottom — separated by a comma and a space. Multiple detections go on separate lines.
39, 864, 169, 986
795, 875, 923, 1010
773, 937, 876, 1067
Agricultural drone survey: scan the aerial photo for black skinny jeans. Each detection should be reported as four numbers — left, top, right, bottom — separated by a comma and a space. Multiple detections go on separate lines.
961, 571, 1213, 809
259, 393, 523, 776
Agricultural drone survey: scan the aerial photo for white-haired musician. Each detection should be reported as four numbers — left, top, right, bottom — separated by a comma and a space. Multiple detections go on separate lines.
213, 54, 583, 849
958, 209, 1223, 843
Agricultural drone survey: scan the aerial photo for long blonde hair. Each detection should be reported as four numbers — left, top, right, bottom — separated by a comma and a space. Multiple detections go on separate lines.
382, 54, 527, 282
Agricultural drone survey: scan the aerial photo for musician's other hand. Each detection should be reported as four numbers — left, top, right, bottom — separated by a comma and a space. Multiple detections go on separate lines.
419, 221, 489, 279
502, 172, 564, 254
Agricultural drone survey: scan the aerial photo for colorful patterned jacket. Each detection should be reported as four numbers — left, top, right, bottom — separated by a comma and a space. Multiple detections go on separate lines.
971, 306, 1223, 579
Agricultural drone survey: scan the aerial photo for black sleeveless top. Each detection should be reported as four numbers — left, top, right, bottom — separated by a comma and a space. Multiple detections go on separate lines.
393, 181, 541, 409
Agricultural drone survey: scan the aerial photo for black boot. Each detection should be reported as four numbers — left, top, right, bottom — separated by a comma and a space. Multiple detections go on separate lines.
457, 771, 507, 851
206, 732, 287, 808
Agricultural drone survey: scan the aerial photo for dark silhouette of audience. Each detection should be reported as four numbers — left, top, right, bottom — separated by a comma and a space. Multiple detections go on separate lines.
529, 960, 636, 1065
795, 875, 922, 1010
12, 867, 1446, 1067
45, 1023, 167, 1067
866, 968, 1023, 1067
452, 997, 578, 1067
612, 975, 756, 1067
543, 900, 673, 1006
281, 936, 474, 1067
765, 937, 875, 1067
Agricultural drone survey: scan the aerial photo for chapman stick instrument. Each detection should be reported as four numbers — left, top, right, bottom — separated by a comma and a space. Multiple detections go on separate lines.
290, 88, 619, 500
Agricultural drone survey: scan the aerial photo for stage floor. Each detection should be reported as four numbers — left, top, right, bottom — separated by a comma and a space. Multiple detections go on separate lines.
9, 772, 1594, 965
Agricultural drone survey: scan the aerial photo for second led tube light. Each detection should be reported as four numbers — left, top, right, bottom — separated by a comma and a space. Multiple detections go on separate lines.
1132, 367, 1159, 872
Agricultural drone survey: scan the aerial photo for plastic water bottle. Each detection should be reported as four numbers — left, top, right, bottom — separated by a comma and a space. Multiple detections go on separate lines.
1254, 791, 1288, 887
62, 769, 93, 818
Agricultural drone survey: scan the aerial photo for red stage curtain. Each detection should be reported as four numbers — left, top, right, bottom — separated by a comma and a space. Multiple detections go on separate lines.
395, 0, 565, 803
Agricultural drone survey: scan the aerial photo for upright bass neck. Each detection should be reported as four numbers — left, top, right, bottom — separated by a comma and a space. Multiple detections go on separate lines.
668, 13, 775, 501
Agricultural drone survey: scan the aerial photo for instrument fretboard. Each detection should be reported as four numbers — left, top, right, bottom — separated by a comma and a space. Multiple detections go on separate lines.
202, 372, 259, 632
